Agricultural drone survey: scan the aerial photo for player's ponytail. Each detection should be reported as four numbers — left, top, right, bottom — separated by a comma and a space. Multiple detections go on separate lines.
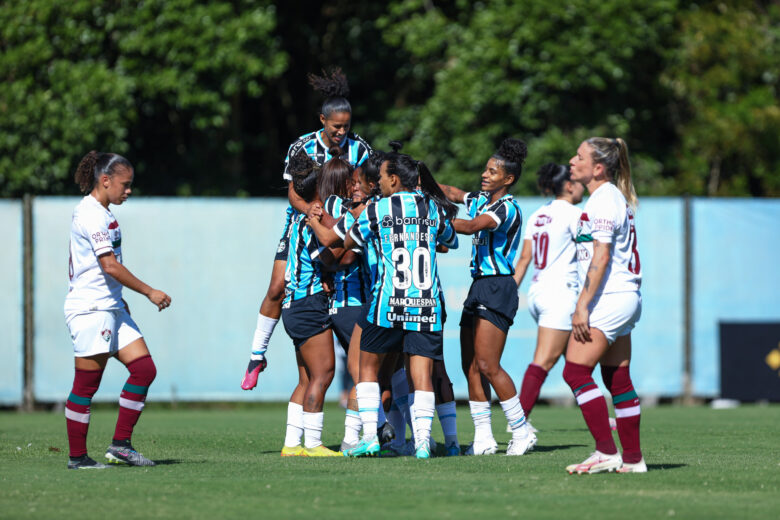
290, 150, 320, 202
385, 151, 458, 221
319, 146, 354, 202
492, 138, 527, 187
416, 161, 458, 221
586, 137, 638, 208
74, 151, 133, 194
308, 67, 351, 118
537, 163, 571, 197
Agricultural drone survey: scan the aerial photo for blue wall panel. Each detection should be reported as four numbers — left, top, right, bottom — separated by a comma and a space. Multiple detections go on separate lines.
0, 201, 23, 405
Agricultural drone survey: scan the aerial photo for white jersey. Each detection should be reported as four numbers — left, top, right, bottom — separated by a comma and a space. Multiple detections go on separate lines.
575, 183, 641, 295
524, 199, 582, 292
64, 195, 124, 319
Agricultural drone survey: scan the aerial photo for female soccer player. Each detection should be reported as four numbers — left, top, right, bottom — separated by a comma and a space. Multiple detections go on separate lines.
337, 152, 458, 459
279, 151, 349, 457
64, 151, 171, 469
563, 137, 645, 474
513, 163, 585, 421
440, 138, 537, 456
241, 68, 371, 389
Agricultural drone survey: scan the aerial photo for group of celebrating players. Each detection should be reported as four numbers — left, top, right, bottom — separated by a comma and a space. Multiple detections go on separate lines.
63, 69, 645, 474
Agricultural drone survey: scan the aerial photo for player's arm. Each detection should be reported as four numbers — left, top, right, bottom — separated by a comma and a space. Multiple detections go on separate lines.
307, 213, 344, 248
453, 214, 498, 235
571, 240, 611, 343
98, 253, 171, 311
513, 239, 533, 286
321, 249, 359, 272
438, 183, 468, 204
288, 181, 311, 214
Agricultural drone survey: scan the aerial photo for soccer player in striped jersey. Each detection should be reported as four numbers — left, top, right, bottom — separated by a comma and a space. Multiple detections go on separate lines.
564, 138, 645, 474
339, 152, 459, 459
241, 68, 371, 390
512, 163, 585, 424
440, 138, 537, 456
279, 151, 350, 457
64, 151, 171, 469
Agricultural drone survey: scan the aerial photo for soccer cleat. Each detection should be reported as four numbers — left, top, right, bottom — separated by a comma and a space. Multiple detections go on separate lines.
465, 438, 498, 456
67, 455, 107, 470
380, 442, 404, 457
281, 445, 304, 457
378, 421, 395, 444
617, 458, 648, 473
340, 440, 358, 453
302, 445, 342, 457
344, 436, 380, 457
566, 451, 623, 474
105, 444, 155, 467
506, 431, 537, 456
415, 439, 431, 459
445, 441, 460, 457
241, 358, 267, 390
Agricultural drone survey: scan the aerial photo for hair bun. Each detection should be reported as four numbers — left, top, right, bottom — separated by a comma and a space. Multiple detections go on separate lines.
497, 138, 527, 165
307, 68, 350, 98
388, 140, 403, 153
328, 146, 342, 157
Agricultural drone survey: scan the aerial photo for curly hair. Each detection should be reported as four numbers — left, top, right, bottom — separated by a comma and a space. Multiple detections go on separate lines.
307, 67, 352, 118
74, 151, 133, 194
492, 138, 527, 186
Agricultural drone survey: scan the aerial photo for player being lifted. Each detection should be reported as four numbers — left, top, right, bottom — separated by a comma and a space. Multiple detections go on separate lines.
513, 163, 585, 423
64, 151, 171, 469
439, 138, 537, 456
241, 68, 371, 390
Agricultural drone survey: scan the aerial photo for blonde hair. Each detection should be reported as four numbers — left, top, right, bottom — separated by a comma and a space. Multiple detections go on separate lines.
585, 137, 637, 208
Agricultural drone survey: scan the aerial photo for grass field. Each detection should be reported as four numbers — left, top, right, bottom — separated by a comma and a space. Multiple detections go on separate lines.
1, 403, 778, 519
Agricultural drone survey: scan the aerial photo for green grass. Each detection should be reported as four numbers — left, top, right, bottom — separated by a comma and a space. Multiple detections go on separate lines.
1, 404, 778, 519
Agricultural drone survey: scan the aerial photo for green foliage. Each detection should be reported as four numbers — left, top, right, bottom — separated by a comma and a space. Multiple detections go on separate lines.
0, 0, 286, 197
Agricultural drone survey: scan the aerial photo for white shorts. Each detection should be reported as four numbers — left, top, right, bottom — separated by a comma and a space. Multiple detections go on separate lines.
527, 285, 578, 331
67, 309, 143, 358
588, 291, 642, 344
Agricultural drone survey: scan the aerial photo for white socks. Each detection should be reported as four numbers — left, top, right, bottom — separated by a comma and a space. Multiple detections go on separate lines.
284, 402, 303, 447
302, 411, 324, 449
500, 394, 529, 438
251, 314, 278, 359
343, 409, 361, 445
469, 400, 494, 443
356, 382, 380, 440
436, 401, 458, 445
411, 391, 435, 448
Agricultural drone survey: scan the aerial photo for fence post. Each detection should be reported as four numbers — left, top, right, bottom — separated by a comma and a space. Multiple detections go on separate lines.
682, 196, 694, 404
22, 194, 34, 411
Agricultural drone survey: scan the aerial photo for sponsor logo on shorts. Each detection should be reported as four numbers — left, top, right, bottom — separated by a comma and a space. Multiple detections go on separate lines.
277, 240, 286, 254
101, 329, 112, 342
472, 236, 488, 246
476, 304, 487, 311
386, 312, 437, 324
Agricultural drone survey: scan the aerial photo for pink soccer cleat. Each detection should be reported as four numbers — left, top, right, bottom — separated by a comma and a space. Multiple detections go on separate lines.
241, 358, 267, 390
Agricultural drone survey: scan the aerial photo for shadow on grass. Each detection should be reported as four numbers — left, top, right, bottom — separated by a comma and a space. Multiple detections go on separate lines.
529, 444, 587, 453
648, 463, 686, 471
151, 459, 184, 465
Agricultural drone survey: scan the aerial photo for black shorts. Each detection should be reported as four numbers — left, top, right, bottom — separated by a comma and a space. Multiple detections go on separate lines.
329, 305, 363, 351
274, 219, 294, 262
460, 275, 519, 334
359, 316, 443, 360
281, 292, 331, 350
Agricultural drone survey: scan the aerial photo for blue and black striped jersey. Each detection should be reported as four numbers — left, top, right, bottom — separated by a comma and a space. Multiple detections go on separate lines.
350, 191, 458, 332
334, 195, 380, 301
324, 195, 366, 308
464, 191, 523, 278
283, 130, 371, 181
283, 213, 327, 307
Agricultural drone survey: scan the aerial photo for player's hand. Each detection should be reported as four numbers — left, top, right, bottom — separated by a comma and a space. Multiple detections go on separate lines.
571, 305, 591, 343
147, 289, 171, 312
308, 203, 323, 221
321, 278, 334, 294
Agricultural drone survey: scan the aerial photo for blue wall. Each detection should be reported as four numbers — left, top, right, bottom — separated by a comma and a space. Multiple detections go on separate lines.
0, 201, 23, 405
2, 196, 774, 404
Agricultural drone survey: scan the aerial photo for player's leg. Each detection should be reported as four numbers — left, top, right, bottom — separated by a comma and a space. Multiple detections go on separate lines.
461, 315, 497, 456
563, 329, 621, 474
432, 359, 459, 455
282, 353, 308, 456
472, 317, 535, 455
336, 313, 362, 451
386, 357, 411, 454
377, 351, 399, 444
407, 352, 435, 459
298, 330, 338, 455
241, 258, 286, 390
519, 326, 570, 418
601, 334, 645, 472
67, 351, 110, 469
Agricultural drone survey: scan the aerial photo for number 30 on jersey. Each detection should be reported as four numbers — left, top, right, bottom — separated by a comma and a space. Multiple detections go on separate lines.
392, 247, 432, 290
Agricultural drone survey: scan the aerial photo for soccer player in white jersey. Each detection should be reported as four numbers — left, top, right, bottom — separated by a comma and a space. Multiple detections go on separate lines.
64, 151, 171, 469
513, 163, 584, 423
440, 138, 537, 456
563, 137, 646, 474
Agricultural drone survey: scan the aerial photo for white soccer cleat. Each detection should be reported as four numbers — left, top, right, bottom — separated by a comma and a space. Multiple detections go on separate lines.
506, 429, 537, 456
617, 458, 648, 473
566, 451, 622, 474
465, 438, 498, 455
